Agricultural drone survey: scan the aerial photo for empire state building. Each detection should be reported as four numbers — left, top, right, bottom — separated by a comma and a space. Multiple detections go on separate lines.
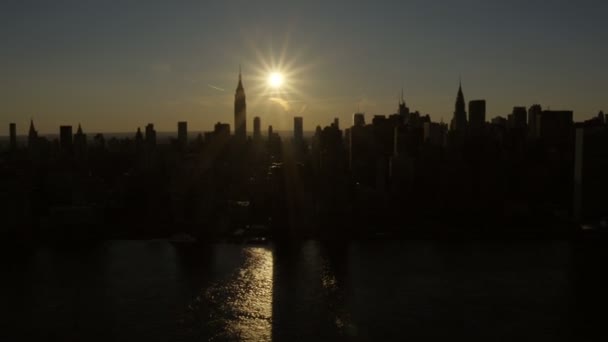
234, 68, 247, 141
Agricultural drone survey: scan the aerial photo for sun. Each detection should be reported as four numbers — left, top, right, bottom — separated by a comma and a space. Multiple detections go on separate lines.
268, 72, 284, 88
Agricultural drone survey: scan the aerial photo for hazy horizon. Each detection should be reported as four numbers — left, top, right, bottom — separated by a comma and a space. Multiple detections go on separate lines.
2, 1, 607, 133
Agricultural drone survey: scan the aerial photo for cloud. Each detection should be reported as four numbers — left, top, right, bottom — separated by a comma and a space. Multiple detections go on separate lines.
356, 96, 376, 111
269, 97, 290, 112
297, 104, 308, 114
207, 84, 225, 92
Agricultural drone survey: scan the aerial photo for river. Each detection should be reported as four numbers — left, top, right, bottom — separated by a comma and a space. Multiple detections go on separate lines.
2, 239, 606, 341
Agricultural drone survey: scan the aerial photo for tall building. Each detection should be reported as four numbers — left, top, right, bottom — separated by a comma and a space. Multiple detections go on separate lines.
539, 110, 573, 147
9, 123, 16, 150
178, 121, 188, 147
253, 116, 261, 140
74, 124, 87, 156
450, 81, 467, 132
214, 122, 230, 135
424, 122, 448, 147
528, 104, 542, 139
28, 119, 38, 148
234, 67, 247, 141
333, 118, 340, 130
398, 88, 410, 121
491, 116, 507, 127
468, 100, 486, 132
294, 116, 304, 143
60, 125, 73, 153
509, 107, 527, 129
145, 123, 156, 147
135, 127, 143, 150
574, 127, 584, 220
353, 113, 365, 127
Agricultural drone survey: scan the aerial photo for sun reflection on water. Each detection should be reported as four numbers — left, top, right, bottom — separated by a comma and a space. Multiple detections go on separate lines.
192, 247, 274, 341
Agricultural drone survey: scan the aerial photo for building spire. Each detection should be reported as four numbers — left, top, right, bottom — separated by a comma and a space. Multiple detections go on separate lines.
459, 76, 465, 97
457, 77, 464, 98
236, 65, 244, 91
29, 118, 37, 135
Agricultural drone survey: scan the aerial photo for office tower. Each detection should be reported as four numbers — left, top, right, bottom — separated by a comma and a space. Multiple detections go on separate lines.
539, 110, 573, 147
205, 122, 230, 143
60, 125, 73, 153
574, 127, 584, 220
333, 118, 340, 129
398, 88, 410, 119
135, 127, 143, 150
371, 115, 393, 155
353, 113, 365, 127
450, 81, 467, 132
9, 123, 16, 150
253, 116, 261, 140
28, 119, 38, 148
491, 116, 507, 127
268, 125, 273, 137
234, 67, 247, 141
74, 124, 87, 156
145, 123, 156, 147
528, 104, 542, 139
178, 121, 188, 147
214, 122, 231, 137
510, 107, 527, 129
294, 116, 303, 143
468, 100, 486, 132
424, 122, 448, 147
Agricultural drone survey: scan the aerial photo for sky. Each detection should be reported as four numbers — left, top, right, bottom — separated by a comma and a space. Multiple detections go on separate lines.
1, 0, 607, 134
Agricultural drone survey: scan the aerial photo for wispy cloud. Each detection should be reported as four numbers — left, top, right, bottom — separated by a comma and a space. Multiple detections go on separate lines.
297, 104, 308, 114
269, 97, 290, 112
207, 84, 225, 92
355, 96, 376, 111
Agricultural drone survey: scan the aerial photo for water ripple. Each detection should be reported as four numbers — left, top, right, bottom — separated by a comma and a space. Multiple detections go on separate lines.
185, 247, 273, 341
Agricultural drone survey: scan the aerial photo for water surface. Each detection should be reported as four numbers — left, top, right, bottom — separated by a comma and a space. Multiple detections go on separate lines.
3, 240, 606, 341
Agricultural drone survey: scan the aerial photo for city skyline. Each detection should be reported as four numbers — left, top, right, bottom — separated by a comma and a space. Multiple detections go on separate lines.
2, 70, 605, 137
3, 3, 608, 341
1, 1, 607, 133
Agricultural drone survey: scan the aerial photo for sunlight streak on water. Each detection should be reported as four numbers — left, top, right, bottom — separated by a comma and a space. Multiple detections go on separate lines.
197, 247, 273, 341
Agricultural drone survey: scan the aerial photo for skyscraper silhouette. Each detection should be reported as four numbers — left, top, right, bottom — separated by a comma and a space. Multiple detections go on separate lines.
528, 104, 542, 139
234, 67, 247, 141
398, 88, 410, 122
145, 123, 156, 147
135, 127, 143, 150
353, 113, 366, 127
74, 124, 87, 156
60, 125, 73, 153
509, 107, 527, 129
9, 123, 16, 150
253, 116, 261, 141
28, 119, 38, 148
178, 121, 188, 147
294, 117, 303, 143
468, 100, 486, 133
451, 81, 467, 132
